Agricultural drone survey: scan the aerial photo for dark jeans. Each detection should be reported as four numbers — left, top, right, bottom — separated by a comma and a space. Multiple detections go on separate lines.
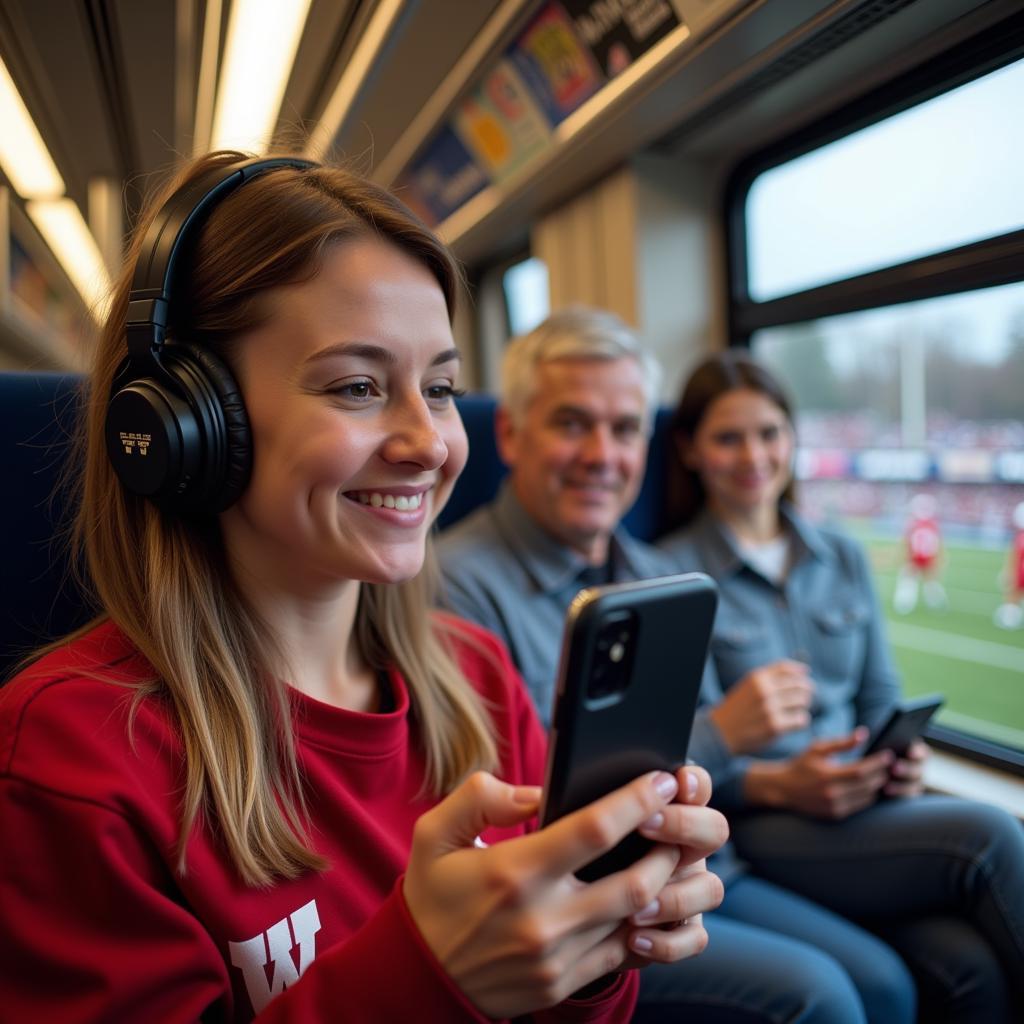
635, 873, 914, 1023
729, 795, 1024, 1024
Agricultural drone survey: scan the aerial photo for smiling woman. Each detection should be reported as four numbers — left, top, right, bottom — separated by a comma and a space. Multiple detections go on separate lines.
221, 237, 469, 634
0, 151, 728, 1023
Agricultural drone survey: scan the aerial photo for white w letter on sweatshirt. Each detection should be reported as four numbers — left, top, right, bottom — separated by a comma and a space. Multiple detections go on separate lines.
229, 900, 322, 1013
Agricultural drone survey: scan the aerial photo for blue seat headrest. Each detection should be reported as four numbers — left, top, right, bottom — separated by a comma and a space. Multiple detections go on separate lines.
0, 372, 95, 681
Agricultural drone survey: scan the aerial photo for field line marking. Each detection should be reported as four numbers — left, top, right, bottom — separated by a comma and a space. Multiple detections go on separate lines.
935, 710, 1024, 749
887, 622, 1024, 674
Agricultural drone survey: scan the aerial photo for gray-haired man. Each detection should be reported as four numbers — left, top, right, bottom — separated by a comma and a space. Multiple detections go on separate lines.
439, 305, 669, 727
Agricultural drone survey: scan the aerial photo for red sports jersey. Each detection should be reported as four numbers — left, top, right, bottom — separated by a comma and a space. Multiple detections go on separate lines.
1013, 530, 1024, 591
906, 516, 941, 568
0, 618, 637, 1023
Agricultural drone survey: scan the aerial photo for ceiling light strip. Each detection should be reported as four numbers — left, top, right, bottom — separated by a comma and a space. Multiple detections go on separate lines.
26, 199, 111, 319
0, 56, 110, 321
210, 0, 313, 153
0, 59, 65, 198
192, 0, 223, 155
305, 0, 409, 162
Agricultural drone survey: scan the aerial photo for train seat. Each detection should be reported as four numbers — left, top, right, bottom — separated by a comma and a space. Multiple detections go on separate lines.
0, 372, 95, 681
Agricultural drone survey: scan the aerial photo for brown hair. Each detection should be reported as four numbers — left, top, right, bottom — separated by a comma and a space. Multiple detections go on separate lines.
665, 349, 797, 531
73, 150, 497, 885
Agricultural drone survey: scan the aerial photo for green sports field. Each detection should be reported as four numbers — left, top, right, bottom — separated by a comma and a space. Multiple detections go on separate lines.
847, 522, 1024, 750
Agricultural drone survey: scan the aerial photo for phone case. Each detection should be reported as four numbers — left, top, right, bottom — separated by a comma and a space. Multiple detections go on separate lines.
539, 572, 718, 881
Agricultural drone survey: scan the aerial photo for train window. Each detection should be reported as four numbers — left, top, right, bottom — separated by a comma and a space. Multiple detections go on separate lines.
730, 37, 1024, 769
746, 58, 1024, 302
754, 283, 1024, 753
503, 256, 549, 336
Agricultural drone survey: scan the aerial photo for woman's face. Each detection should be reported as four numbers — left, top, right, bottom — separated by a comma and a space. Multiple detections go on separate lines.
220, 236, 467, 595
683, 387, 794, 519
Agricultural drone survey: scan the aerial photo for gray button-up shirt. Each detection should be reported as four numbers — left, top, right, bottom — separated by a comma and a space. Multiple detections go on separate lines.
659, 505, 903, 808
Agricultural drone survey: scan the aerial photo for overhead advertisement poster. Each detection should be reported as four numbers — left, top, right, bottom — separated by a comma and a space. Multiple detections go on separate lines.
401, 0, 695, 227
453, 59, 552, 183
561, 0, 683, 78
402, 126, 489, 225
506, 2, 605, 126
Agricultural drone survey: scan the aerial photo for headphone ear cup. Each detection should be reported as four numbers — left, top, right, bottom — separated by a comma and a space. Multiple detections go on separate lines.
105, 345, 251, 514
174, 343, 252, 511
105, 357, 202, 505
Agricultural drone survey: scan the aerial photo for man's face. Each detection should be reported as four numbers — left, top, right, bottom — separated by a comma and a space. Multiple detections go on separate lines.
498, 357, 650, 563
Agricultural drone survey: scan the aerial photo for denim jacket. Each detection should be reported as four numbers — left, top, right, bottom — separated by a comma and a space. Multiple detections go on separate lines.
658, 505, 902, 809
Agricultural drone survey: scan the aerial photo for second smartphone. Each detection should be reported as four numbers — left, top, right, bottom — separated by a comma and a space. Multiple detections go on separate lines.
539, 572, 718, 881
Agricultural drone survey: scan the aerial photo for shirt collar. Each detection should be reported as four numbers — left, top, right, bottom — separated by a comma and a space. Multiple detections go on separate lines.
780, 502, 835, 566
491, 481, 648, 594
685, 509, 742, 579
687, 502, 835, 581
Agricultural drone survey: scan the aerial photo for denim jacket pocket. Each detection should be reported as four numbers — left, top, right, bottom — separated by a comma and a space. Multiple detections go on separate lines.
809, 602, 869, 680
812, 603, 869, 635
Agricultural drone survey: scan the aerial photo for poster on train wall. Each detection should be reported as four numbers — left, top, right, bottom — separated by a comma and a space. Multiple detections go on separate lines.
453, 59, 552, 183
404, 125, 489, 225
561, 0, 683, 78
506, 2, 605, 126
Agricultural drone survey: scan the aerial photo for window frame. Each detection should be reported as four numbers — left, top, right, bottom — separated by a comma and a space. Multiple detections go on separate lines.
722, 10, 1024, 774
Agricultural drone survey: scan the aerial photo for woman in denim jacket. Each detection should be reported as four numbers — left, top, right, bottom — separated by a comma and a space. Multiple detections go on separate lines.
659, 350, 1024, 1024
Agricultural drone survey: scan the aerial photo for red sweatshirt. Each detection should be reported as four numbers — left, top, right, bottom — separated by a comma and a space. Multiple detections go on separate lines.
0, 617, 637, 1023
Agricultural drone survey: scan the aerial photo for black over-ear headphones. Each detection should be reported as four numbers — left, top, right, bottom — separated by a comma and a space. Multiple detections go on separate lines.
104, 156, 315, 514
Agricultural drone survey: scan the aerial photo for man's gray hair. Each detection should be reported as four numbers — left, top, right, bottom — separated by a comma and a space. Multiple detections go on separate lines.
500, 306, 662, 429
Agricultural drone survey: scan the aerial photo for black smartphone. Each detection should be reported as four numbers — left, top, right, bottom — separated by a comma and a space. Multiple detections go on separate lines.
538, 572, 718, 882
863, 694, 945, 757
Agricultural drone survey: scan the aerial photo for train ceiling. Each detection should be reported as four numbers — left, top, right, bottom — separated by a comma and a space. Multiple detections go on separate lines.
0, 0, 1014, 302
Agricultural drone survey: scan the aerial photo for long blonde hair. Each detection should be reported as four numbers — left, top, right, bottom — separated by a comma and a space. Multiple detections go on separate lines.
77, 151, 497, 886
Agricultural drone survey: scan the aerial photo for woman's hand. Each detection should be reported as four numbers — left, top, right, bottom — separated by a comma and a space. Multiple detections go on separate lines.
621, 764, 727, 966
884, 739, 928, 798
710, 660, 814, 754
745, 729, 893, 819
403, 768, 727, 1018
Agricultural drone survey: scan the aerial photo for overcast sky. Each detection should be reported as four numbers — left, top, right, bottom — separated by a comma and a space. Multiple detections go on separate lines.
747, 57, 1024, 362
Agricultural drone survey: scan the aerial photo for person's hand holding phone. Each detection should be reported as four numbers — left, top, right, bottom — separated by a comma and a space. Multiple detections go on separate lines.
402, 767, 727, 1018
744, 728, 894, 819
859, 695, 941, 798
883, 739, 929, 798
710, 660, 815, 754
622, 764, 727, 966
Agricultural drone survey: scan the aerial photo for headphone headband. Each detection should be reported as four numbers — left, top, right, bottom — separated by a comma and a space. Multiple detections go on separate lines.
126, 156, 316, 358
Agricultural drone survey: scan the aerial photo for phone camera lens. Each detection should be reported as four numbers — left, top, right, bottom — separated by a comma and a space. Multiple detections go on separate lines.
585, 610, 638, 702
